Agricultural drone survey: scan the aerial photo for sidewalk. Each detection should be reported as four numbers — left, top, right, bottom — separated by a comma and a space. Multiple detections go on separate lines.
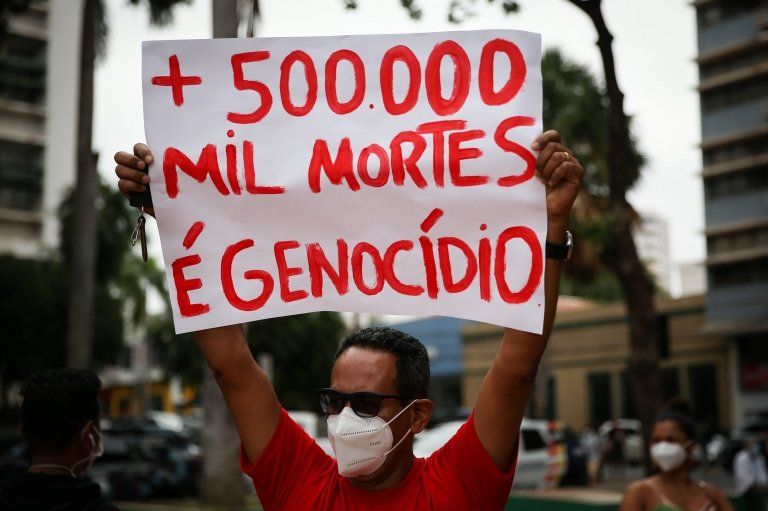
117, 499, 263, 511
507, 488, 622, 511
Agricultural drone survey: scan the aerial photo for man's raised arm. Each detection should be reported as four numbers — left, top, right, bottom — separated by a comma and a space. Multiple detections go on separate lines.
115, 145, 281, 463
195, 325, 281, 462
473, 130, 583, 472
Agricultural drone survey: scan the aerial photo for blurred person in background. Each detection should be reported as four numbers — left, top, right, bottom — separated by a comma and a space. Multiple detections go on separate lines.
0, 369, 118, 511
733, 436, 768, 511
581, 423, 601, 485
620, 409, 732, 511
602, 420, 627, 480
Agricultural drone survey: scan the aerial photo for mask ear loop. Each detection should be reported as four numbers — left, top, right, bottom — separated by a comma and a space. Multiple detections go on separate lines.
383, 399, 417, 428
382, 400, 418, 456
68, 422, 102, 476
28, 423, 101, 478
27, 463, 78, 478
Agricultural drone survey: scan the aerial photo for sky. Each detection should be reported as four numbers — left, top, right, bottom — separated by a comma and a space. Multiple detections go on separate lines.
93, 0, 703, 296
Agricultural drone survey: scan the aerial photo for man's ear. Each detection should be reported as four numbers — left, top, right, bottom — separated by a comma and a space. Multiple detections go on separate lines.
81, 420, 98, 443
410, 399, 433, 434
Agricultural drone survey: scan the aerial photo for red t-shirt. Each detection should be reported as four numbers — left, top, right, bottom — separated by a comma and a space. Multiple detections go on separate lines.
240, 409, 517, 510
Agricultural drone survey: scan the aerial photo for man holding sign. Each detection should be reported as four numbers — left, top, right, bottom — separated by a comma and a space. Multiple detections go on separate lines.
115, 30, 584, 510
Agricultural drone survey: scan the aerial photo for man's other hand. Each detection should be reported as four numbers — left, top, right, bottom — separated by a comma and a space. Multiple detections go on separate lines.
114, 143, 155, 217
532, 130, 584, 224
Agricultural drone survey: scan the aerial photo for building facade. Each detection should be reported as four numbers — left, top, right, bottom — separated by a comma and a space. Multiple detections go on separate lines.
0, 0, 79, 257
462, 295, 732, 433
695, 0, 768, 423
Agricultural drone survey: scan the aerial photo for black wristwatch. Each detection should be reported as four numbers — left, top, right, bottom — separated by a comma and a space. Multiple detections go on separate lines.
545, 231, 573, 261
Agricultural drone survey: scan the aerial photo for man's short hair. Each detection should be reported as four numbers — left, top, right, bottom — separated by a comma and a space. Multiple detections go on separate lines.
335, 327, 430, 399
21, 369, 101, 453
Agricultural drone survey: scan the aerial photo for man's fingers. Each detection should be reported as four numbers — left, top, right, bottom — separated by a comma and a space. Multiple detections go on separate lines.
133, 143, 154, 164
547, 162, 574, 187
538, 143, 568, 177
114, 151, 145, 170
531, 130, 562, 151
117, 178, 146, 195
115, 164, 150, 184
542, 150, 570, 181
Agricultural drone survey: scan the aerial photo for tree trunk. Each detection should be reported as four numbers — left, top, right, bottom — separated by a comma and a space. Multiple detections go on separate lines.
200, 367, 246, 507
566, 0, 663, 468
213, 0, 239, 38
66, 0, 99, 370
198, 1, 247, 507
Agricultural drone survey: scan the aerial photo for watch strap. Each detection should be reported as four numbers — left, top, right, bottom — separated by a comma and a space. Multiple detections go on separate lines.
545, 231, 573, 261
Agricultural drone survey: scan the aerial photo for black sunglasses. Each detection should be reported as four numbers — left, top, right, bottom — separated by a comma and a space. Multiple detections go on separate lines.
318, 388, 410, 418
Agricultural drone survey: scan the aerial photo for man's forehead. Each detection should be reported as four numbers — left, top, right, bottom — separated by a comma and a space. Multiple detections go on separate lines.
330, 346, 398, 394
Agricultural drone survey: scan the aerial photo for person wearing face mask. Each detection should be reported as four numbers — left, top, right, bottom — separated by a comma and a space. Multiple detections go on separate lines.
113, 129, 583, 510
0, 369, 118, 511
733, 436, 768, 510
620, 410, 733, 511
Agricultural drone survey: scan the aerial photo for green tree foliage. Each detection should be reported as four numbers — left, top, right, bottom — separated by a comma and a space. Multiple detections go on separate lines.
0, 180, 153, 414
149, 310, 346, 411
541, 49, 646, 301
246, 313, 346, 411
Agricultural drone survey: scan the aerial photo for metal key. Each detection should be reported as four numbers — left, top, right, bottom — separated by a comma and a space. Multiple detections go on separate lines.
131, 208, 148, 262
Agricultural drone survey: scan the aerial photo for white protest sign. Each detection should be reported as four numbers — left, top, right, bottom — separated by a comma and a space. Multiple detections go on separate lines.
142, 30, 545, 335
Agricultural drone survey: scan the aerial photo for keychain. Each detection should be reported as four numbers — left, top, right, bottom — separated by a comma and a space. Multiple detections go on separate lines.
130, 207, 148, 262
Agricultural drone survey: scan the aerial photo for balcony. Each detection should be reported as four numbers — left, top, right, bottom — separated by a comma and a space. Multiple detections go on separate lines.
705, 281, 768, 335
701, 124, 768, 151
697, 33, 768, 67
705, 189, 768, 226
706, 246, 768, 266
701, 99, 767, 139
698, 10, 762, 54
699, 61, 768, 93
702, 152, 768, 178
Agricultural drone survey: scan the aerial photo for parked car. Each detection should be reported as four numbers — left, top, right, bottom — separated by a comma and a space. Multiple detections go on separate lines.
89, 417, 201, 500
413, 418, 555, 489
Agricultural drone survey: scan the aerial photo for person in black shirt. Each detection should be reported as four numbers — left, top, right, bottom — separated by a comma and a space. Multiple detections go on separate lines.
0, 369, 118, 511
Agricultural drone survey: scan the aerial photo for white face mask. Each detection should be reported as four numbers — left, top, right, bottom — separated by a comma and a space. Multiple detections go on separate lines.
651, 441, 690, 472
327, 401, 415, 478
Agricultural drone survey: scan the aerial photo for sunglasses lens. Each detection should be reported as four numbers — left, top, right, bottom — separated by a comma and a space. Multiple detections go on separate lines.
320, 391, 345, 415
351, 394, 381, 418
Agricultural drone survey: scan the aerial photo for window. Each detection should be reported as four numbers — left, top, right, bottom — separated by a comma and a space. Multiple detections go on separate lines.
546, 376, 556, 421
701, 48, 768, 81
701, 76, 768, 112
710, 258, 768, 286
621, 367, 680, 419
620, 372, 634, 418
739, 335, 768, 391
0, 140, 43, 211
707, 227, 768, 254
0, 33, 46, 104
588, 372, 613, 424
698, 0, 765, 29
521, 429, 546, 452
704, 166, 768, 200
703, 135, 768, 166
687, 364, 719, 430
